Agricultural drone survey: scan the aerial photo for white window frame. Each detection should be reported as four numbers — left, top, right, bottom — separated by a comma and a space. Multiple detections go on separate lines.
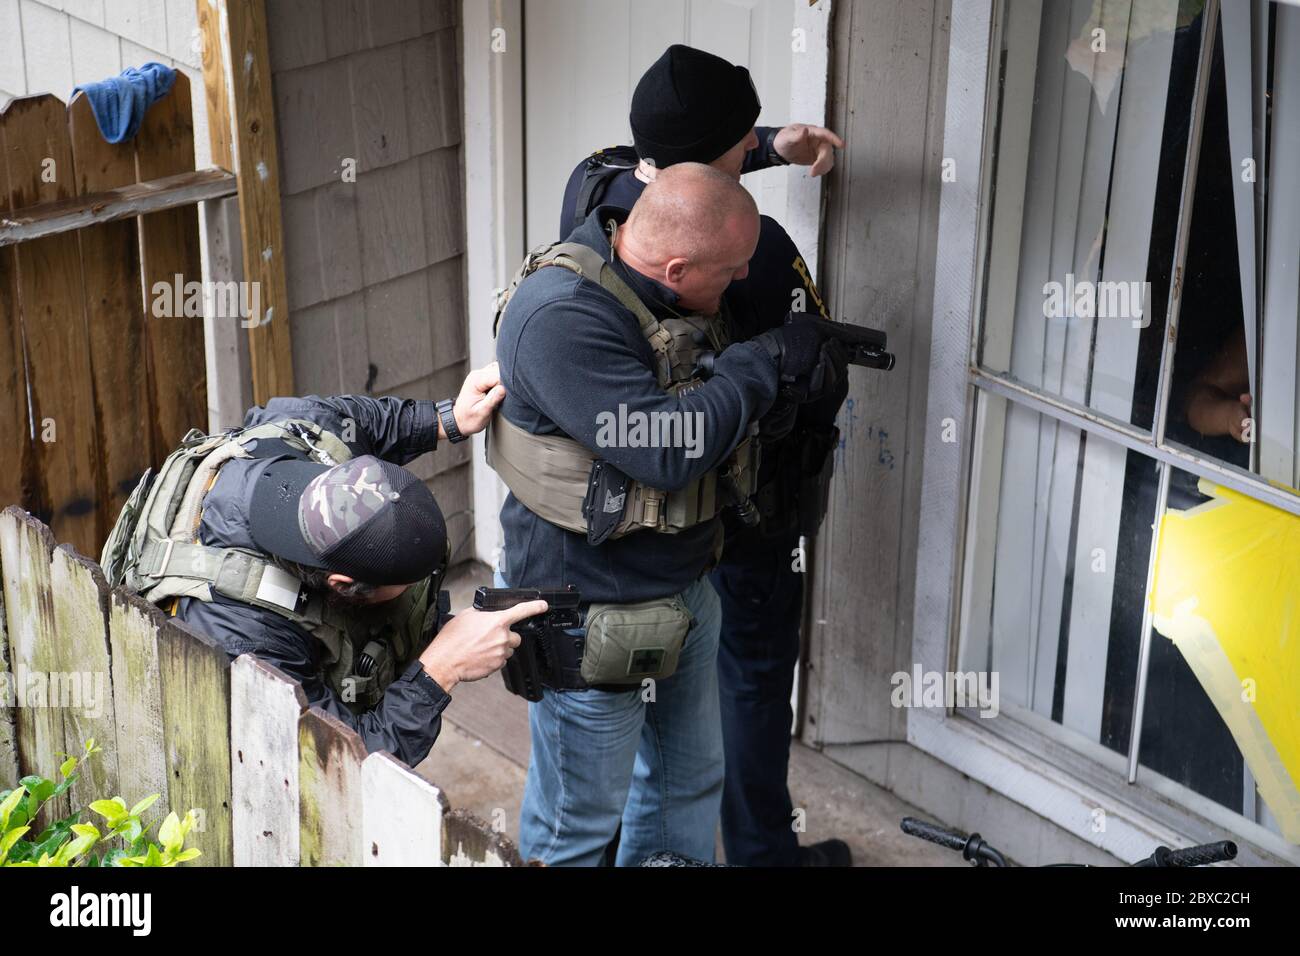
914, 0, 1300, 866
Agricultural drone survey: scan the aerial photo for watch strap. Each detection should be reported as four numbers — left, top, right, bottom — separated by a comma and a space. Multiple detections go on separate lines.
765, 127, 790, 167
436, 398, 466, 444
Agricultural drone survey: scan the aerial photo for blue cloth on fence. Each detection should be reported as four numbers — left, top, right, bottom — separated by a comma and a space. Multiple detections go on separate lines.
72, 62, 177, 144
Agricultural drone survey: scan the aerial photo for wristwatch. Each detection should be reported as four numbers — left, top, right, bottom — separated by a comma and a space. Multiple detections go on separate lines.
436, 398, 466, 443
764, 127, 790, 167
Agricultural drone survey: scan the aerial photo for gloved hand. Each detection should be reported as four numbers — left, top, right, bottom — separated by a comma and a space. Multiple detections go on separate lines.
754, 312, 826, 386
801, 338, 851, 417
756, 314, 853, 405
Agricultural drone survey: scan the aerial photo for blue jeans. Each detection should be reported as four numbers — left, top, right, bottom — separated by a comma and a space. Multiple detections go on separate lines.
498, 569, 725, 866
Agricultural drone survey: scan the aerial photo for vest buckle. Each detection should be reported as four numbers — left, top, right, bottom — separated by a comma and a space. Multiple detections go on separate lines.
144, 538, 176, 579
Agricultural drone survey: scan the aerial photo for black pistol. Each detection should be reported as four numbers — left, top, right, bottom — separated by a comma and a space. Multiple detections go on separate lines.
692, 316, 896, 381
804, 315, 895, 371
472, 586, 583, 702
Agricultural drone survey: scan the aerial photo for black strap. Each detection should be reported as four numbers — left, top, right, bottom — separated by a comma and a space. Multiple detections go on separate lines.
436, 398, 465, 443
573, 146, 638, 229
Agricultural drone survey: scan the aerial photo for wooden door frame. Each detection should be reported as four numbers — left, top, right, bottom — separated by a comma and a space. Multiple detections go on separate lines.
196, 0, 294, 419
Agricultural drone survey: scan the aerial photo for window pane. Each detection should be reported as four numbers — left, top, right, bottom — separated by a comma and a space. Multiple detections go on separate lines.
978, 0, 1205, 427
1166, 1, 1300, 494
957, 390, 1157, 754
1144, 466, 1299, 837
959, 392, 1299, 837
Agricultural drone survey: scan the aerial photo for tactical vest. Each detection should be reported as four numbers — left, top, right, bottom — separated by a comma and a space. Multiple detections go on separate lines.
486, 226, 759, 541
568, 153, 841, 544
100, 420, 444, 713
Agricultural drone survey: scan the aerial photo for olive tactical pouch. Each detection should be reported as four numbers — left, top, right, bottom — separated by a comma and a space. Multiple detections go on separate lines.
337, 576, 441, 711
580, 594, 694, 686
100, 465, 157, 589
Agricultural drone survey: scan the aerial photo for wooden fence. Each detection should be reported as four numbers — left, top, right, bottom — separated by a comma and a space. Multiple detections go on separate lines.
0, 506, 522, 867
0, 75, 216, 563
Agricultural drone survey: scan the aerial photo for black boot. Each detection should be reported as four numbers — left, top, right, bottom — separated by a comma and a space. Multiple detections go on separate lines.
797, 838, 852, 867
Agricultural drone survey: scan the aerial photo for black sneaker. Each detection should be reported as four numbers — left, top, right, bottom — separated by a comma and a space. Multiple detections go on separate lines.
798, 838, 853, 867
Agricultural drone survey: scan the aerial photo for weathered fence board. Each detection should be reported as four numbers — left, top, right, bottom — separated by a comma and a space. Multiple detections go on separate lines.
0, 529, 19, 785
299, 708, 366, 867
0, 507, 69, 825
362, 751, 445, 865
445, 809, 523, 867
68, 93, 155, 522
1, 510, 516, 866
231, 653, 306, 866
0, 84, 210, 562
1, 96, 101, 557
107, 590, 170, 814
0, 187, 33, 519
0, 169, 237, 246
49, 545, 117, 811
210, 0, 297, 405
135, 72, 208, 452
159, 617, 234, 866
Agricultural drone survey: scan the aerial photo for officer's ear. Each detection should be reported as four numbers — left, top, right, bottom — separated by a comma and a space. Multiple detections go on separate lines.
665, 257, 690, 285
326, 573, 355, 595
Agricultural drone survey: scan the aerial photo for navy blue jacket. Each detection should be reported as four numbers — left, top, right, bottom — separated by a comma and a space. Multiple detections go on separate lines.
558, 146, 840, 516
495, 207, 780, 603
176, 395, 451, 767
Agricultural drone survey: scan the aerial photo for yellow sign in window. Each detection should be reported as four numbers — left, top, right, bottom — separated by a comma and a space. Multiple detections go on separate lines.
1150, 479, 1300, 841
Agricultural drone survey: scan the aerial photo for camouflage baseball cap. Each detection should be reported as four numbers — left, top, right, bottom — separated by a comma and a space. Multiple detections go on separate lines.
248, 454, 447, 586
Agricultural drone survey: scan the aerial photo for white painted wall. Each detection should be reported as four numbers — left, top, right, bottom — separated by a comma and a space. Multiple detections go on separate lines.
462, 0, 525, 568
520, 0, 828, 274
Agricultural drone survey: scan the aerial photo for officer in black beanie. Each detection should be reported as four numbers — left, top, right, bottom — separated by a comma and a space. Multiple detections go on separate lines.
558, 44, 853, 867
562, 44, 843, 224
629, 44, 762, 171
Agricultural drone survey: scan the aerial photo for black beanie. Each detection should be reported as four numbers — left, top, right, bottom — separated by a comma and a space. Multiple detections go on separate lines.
629, 44, 762, 168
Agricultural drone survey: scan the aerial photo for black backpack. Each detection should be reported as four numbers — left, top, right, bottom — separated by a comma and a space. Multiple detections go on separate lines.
571, 145, 639, 229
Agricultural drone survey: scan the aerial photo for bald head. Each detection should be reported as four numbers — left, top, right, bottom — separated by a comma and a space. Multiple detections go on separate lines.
615, 163, 759, 313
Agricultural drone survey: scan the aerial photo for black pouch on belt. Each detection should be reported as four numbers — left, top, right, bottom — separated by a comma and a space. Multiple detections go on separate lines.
582, 458, 632, 545
797, 425, 841, 533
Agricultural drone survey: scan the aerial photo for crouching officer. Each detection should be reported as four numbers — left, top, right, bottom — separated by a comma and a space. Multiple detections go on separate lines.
100, 366, 547, 767
561, 44, 851, 865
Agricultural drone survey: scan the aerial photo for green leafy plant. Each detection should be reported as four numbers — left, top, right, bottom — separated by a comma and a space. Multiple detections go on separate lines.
1, 738, 201, 867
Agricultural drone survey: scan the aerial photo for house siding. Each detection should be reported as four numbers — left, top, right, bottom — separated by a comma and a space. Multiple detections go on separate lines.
266, 0, 473, 562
